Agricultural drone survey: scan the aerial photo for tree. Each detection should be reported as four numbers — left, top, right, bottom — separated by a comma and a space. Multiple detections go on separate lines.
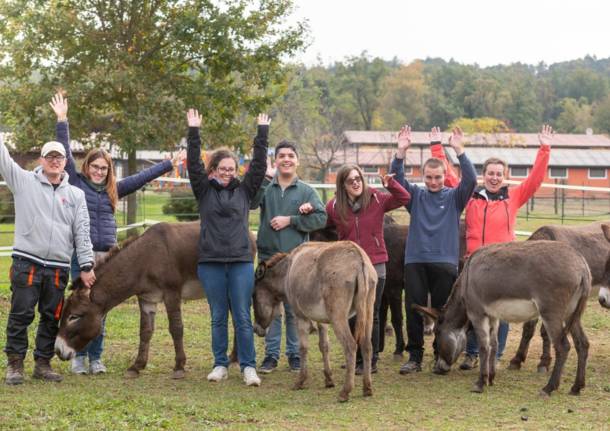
593, 95, 610, 134
554, 98, 593, 133
448, 117, 509, 134
0, 0, 306, 223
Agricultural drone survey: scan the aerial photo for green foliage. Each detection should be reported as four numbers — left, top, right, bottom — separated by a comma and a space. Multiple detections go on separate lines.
0, 187, 15, 223
161, 188, 199, 221
593, 94, 610, 134
554, 98, 593, 133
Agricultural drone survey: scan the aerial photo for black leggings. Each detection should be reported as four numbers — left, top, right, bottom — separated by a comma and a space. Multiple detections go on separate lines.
350, 277, 386, 365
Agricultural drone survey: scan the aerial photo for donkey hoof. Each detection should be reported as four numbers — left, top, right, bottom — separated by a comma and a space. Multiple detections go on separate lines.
292, 382, 306, 391
363, 387, 373, 397
172, 369, 186, 380
537, 365, 549, 373
569, 386, 582, 396
471, 384, 484, 393
124, 369, 140, 379
507, 361, 521, 371
337, 392, 350, 403
325, 380, 335, 388
538, 389, 551, 399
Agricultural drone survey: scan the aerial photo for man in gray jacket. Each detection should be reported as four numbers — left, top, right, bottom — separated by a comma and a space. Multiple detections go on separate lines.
1, 134, 95, 385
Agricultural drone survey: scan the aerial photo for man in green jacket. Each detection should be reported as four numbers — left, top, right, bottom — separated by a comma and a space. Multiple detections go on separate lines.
251, 141, 327, 373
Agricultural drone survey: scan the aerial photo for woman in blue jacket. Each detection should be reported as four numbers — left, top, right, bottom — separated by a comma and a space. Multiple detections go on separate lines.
50, 93, 184, 375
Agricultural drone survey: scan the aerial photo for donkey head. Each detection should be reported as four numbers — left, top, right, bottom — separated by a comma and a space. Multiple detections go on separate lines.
54, 280, 104, 360
413, 303, 468, 375
252, 254, 288, 336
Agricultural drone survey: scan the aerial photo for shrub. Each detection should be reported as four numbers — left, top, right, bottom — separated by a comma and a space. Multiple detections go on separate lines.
162, 188, 199, 221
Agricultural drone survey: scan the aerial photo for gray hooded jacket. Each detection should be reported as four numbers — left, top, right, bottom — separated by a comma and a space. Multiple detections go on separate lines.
0, 135, 93, 269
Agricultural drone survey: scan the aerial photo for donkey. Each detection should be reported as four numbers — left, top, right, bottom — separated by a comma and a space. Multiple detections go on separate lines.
55, 221, 255, 379
252, 241, 377, 402
509, 221, 610, 372
415, 240, 591, 396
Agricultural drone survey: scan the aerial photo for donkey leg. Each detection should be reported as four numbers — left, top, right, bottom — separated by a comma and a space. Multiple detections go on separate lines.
164, 294, 186, 379
540, 318, 570, 396
537, 323, 552, 373
508, 319, 537, 370
318, 323, 334, 388
488, 318, 499, 386
568, 320, 589, 395
126, 298, 157, 378
293, 318, 311, 390
471, 318, 490, 393
333, 319, 357, 402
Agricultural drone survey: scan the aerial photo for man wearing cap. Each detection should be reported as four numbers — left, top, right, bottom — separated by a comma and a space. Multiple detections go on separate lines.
0, 134, 95, 385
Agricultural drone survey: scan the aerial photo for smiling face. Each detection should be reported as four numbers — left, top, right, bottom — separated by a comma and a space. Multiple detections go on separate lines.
87, 158, 110, 184
40, 152, 66, 180
275, 147, 298, 177
344, 169, 364, 200
483, 163, 506, 194
214, 157, 238, 185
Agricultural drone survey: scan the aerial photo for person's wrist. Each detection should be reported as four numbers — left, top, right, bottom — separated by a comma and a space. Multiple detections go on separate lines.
57, 116, 67, 122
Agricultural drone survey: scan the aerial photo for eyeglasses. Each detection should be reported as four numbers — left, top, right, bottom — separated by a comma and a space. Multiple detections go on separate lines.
44, 155, 66, 162
217, 167, 236, 174
90, 164, 109, 173
345, 176, 362, 186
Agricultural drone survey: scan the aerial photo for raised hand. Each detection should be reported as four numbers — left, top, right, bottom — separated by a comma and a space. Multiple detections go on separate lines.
265, 156, 277, 178
448, 126, 464, 156
257, 113, 271, 126
379, 173, 396, 188
171, 149, 186, 167
429, 126, 442, 143
187, 109, 202, 128
397, 125, 411, 151
538, 124, 554, 147
49, 93, 68, 122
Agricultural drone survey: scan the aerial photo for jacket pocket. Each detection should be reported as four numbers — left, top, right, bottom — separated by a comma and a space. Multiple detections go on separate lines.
10, 259, 38, 288
21, 216, 38, 237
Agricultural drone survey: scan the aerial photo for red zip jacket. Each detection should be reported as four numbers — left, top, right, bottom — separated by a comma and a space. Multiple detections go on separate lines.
430, 142, 551, 256
326, 178, 410, 265
464, 144, 550, 256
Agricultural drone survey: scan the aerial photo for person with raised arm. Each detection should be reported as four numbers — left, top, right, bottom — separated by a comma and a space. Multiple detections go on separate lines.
390, 125, 477, 374
187, 109, 268, 386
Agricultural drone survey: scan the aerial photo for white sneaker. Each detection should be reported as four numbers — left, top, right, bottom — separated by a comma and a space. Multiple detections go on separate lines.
243, 366, 261, 387
71, 356, 88, 375
207, 366, 228, 382
89, 359, 107, 375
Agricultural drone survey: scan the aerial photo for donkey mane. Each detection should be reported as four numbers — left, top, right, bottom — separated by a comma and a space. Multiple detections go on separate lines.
265, 252, 288, 268
69, 233, 142, 290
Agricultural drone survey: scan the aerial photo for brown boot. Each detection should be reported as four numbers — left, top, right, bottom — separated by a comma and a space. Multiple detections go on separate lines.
33, 357, 63, 382
5, 354, 24, 385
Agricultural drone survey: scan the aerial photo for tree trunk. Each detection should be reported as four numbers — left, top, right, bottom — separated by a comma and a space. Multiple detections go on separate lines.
126, 149, 138, 237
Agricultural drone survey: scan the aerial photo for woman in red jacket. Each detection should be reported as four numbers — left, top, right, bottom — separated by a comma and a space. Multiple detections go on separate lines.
326, 165, 410, 373
434, 125, 553, 370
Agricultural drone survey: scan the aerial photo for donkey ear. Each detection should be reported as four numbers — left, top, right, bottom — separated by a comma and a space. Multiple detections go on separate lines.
255, 262, 267, 281
412, 304, 439, 321
601, 224, 610, 242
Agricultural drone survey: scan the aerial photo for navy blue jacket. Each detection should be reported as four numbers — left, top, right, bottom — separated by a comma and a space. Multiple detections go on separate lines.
187, 125, 267, 263
57, 122, 172, 251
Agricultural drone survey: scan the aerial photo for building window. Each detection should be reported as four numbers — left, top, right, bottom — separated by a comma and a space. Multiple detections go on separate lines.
404, 166, 413, 175
363, 166, 378, 174
588, 168, 607, 179
510, 167, 528, 178
475, 165, 483, 176
367, 176, 381, 185
549, 167, 568, 179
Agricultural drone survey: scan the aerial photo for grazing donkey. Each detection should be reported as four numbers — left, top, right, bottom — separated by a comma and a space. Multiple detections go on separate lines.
55, 222, 255, 379
252, 241, 377, 402
509, 221, 610, 372
415, 240, 591, 396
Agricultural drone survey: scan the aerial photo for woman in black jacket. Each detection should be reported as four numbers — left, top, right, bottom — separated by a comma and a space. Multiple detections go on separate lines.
186, 109, 269, 386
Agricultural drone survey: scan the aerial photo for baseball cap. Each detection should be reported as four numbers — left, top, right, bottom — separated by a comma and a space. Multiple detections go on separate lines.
41, 141, 66, 158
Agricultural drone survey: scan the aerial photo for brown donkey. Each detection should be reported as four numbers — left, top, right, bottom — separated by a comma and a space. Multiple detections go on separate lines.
252, 241, 377, 402
55, 222, 255, 379
416, 240, 591, 396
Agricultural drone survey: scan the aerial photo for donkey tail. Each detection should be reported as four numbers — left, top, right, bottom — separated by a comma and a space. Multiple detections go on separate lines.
563, 258, 591, 337
353, 248, 374, 344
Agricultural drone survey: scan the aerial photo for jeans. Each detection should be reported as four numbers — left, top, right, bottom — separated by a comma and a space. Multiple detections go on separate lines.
71, 252, 107, 361
465, 321, 509, 359
198, 262, 256, 370
264, 301, 299, 361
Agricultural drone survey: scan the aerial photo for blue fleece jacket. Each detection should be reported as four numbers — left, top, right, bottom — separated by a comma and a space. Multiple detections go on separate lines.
390, 153, 476, 266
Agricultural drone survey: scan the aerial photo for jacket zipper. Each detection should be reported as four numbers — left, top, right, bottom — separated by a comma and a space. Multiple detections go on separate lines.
481, 201, 488, 245
45, 185, 57, 260
504, 200, 510, 234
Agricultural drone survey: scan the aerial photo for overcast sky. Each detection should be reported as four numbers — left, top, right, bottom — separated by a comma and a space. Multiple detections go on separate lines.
290, 0, 610, 67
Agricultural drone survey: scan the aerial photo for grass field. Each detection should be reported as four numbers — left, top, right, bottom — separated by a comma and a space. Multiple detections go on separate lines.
0, 190, 609, 429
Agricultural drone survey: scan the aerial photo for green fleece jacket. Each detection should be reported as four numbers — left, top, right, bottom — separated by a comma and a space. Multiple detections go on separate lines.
251, 176, 327, 261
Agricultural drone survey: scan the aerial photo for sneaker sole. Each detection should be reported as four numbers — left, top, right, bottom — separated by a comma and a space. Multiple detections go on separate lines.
258, 368, 275, 374
207, 374, 228, 382
245, 379, 261, 386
